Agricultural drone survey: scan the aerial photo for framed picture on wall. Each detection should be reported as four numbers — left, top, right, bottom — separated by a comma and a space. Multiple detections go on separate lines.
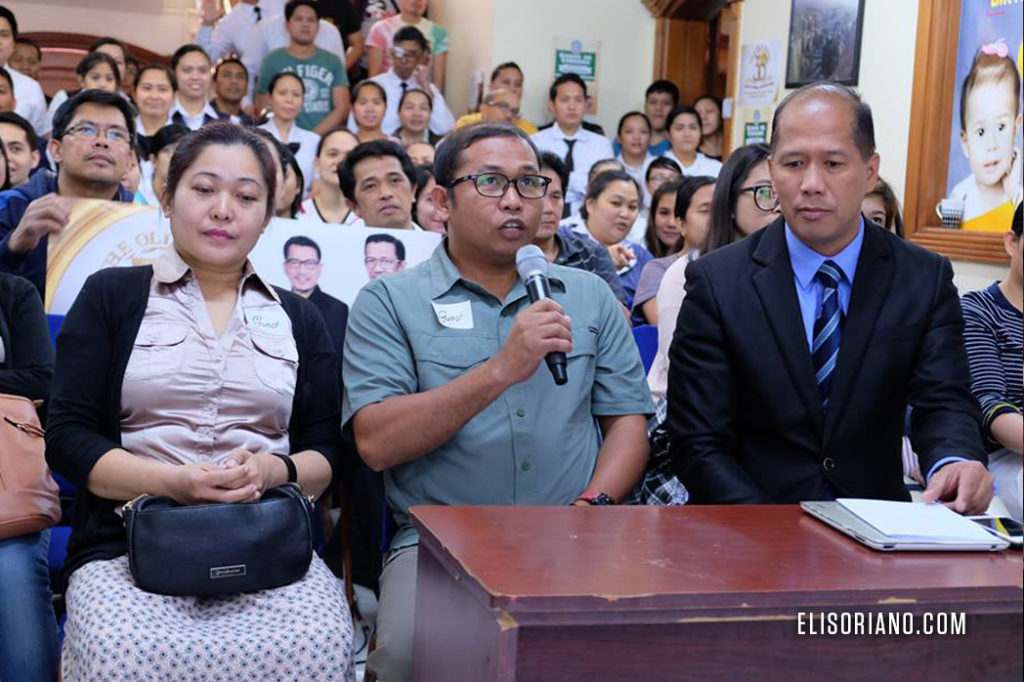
905, 0, 1023, 263
784, 0, 865, 88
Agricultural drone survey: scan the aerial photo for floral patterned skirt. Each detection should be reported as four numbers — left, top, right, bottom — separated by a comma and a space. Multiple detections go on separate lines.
62, 555, 355, 681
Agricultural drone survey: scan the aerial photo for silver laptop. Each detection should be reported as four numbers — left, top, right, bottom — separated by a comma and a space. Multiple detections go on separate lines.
800, 501, 1009, 551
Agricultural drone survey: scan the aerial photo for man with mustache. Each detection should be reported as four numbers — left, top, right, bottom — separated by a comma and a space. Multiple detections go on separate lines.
343, 122, 653, 681
338, 139, 419, 230
0, 90, 135, 296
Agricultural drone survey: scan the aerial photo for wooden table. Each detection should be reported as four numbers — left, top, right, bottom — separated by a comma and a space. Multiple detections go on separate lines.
410, 505, 1022, 682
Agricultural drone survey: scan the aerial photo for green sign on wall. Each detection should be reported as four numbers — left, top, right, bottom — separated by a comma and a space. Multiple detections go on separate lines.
554, 48, 596, 82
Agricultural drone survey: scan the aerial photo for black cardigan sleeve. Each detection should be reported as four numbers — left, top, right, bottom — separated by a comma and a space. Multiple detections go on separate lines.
0, 273, 54, 401
278, 288, 342, 489
45, 269, 146, 488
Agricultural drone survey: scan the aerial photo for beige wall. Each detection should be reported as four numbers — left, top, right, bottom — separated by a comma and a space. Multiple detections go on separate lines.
433, 0, 656, 133
732, 0, 1006, 289
429, 0, 496, 123
731, 0, 917, 203
5, 0, 199, 55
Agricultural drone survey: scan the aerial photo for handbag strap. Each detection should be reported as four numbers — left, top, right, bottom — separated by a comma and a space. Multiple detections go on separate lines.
3, 415, 45, 439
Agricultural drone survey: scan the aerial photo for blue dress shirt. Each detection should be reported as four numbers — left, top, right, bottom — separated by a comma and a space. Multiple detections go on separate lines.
785, 217, 963, 484
784, 218, 863, 349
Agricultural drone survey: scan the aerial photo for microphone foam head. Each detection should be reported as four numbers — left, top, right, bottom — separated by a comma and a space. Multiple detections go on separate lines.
516, 244, 549, 280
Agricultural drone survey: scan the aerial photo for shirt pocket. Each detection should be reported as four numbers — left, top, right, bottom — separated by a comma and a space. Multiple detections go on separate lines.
251, 332, 299, 397
124, 324, 189, 380
566, 325, 598, 386
413, 335, 494, 390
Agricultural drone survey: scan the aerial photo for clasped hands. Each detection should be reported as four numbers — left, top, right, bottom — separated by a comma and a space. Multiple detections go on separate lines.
168, 448, 282, 505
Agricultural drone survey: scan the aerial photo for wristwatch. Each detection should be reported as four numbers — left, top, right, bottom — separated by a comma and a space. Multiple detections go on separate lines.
575, 491, 616, 506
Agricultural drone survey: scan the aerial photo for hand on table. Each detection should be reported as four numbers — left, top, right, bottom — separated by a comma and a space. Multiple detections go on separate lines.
921, 460, 993, 515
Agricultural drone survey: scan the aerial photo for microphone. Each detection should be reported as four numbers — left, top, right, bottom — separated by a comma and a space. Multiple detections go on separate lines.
515, 245, 568, 385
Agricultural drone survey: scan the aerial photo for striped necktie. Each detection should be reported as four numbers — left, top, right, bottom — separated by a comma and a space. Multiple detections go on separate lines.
812, 260, 844, 407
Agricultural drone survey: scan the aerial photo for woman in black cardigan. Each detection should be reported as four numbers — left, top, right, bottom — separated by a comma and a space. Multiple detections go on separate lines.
0, 272, 59, 682
45, 123, 354, 681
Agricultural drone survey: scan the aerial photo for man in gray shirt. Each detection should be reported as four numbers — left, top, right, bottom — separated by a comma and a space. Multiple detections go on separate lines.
343, 123, 653, 681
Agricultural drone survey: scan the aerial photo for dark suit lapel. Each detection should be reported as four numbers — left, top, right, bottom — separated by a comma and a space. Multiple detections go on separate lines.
822, 224, 894, 447
751, 220, 825, 436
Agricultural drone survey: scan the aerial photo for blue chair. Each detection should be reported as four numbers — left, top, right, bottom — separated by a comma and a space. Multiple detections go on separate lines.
46, 314, 65, 347
632, 324, 658, 374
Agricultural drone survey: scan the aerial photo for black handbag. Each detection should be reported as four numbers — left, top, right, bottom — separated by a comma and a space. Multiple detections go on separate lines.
123, 482, 314, 597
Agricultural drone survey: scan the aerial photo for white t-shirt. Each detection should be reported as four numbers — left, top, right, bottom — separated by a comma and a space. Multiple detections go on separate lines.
664, 150, 722, 178
648, 249, 699, 400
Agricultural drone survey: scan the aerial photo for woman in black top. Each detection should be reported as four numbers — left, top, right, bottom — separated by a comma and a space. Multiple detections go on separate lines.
0, 271, 58, 682
45, 122, 354, 681
0, 133, 60, 682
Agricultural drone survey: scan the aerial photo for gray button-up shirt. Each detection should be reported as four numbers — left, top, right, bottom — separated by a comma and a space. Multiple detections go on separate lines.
343, 243, 654, 548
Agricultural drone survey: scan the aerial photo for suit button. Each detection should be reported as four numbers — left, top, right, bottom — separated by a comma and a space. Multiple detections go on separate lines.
822, 457, 836, 472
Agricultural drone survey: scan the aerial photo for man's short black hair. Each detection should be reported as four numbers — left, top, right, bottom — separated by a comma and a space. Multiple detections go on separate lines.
0, 66, 12, 92
51, 89, 137, 143
0, 6, 18, 38
770, 82, 876, 160
0, 111, 39, 149
338, 139, 416, 204
285, 0, 320, 21
14, 36, 41, 58
434, 122, 539, 190
88, 37, 128, 60
365, 233, 406, 260
645, 79, 680, 106
171, 44, 210, 72
393, 25, 429, 53
549, 73, 587, 102
214, 57, 248, 80
284, 235, 321, 260
538, 150, 568, 196
489, 61, 522, 84
645, 156, 682, 182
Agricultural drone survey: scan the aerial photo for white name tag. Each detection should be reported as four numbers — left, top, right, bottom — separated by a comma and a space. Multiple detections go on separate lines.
431, 300, 474, 329
245, 306, 290, 336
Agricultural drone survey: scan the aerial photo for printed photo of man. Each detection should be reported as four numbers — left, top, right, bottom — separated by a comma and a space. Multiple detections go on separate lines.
364, 233, 406, 280
283, 235, 348, 363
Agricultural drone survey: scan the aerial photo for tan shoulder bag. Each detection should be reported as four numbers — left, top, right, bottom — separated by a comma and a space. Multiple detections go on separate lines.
0, 393, 61, 539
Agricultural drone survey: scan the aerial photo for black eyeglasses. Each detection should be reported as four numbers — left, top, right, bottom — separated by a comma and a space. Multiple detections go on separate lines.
740, 184, 779, 211
447, 172, 550, 199
64, 122, 132, 145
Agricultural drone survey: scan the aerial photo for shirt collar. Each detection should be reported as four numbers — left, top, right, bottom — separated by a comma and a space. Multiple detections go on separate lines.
152, 246, 281, 303
553, 123, 583, 140
427, 240, 565, 300
784, 216, 864, 290
172, 99, 217, 121
383, 70, 416, 89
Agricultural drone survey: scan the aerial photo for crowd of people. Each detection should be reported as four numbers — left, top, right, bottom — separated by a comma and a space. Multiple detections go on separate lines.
0, 1, 1021, 681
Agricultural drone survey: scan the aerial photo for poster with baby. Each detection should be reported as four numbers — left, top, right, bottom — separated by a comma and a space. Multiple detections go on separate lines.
945, 0, 1023, 232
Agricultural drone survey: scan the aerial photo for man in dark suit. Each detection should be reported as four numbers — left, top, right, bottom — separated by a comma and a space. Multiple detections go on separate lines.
668, 83, 993, 513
